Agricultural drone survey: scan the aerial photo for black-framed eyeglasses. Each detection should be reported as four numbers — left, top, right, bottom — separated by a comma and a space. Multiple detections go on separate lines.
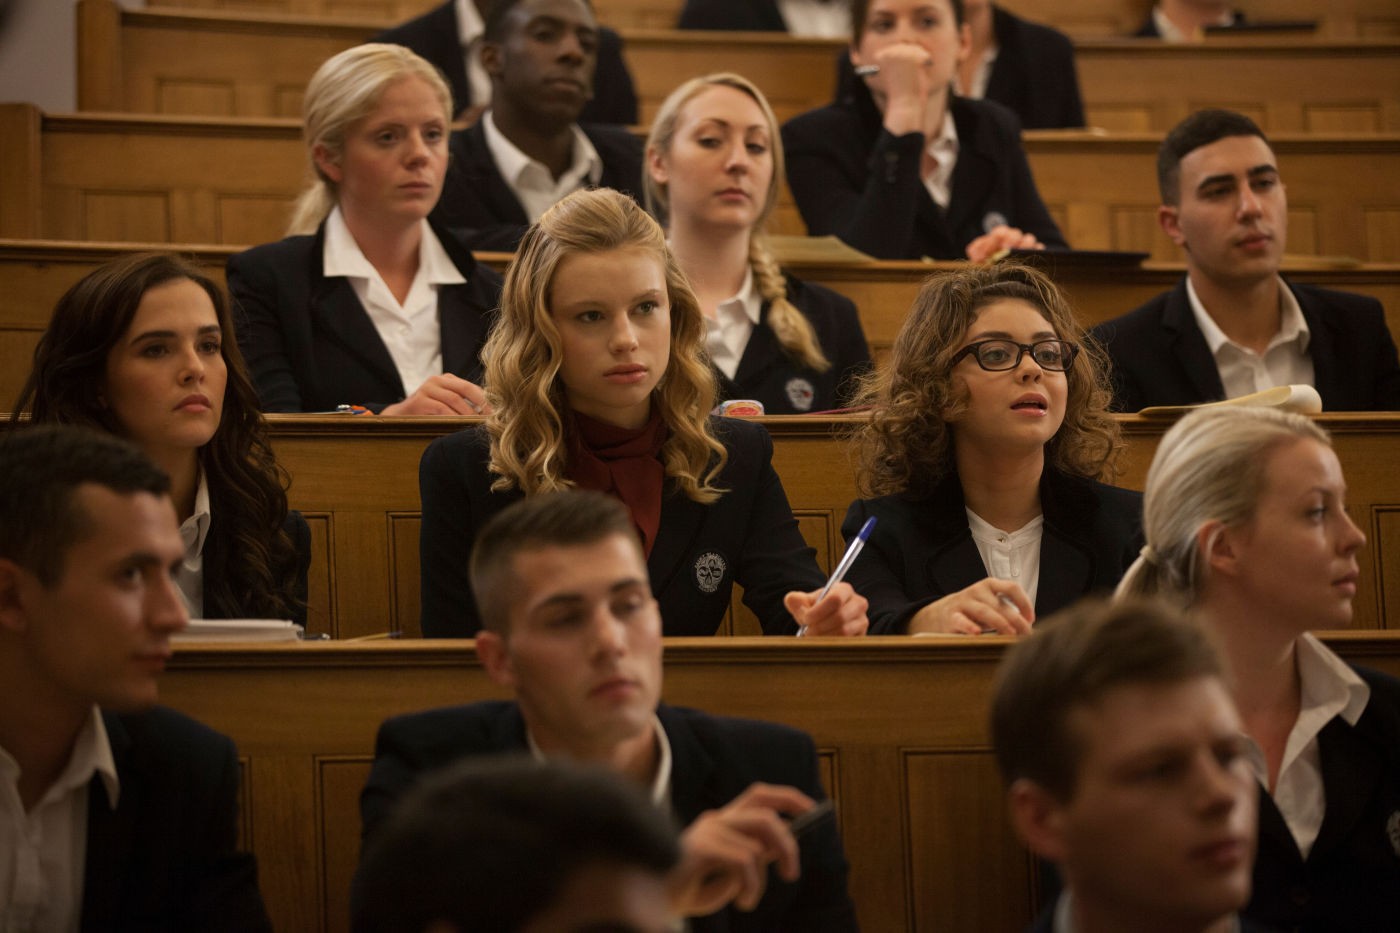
951, 339, 1079, 372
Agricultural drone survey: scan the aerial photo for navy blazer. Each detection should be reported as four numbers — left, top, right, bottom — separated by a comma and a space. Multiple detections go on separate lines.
985, 6, 1085, 130
81, 708, 270, 932
1026, 899, 1274, 933
1246, 665, 1400, 932
361, 701, 859, 932
431, 119, 645, 251
844, 467, 1143, 634
716, 276, 872, 414
227, 220, 502, 413
677, 0, 788, 30
1090, 278, 1400, 412
418, 417, 823, 637
782, 90, 1067, 260
202, 509, 312, 627
372, 1, 638, 125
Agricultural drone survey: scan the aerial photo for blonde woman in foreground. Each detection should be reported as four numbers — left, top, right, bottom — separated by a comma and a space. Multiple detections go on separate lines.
1117, 404, 1400, 931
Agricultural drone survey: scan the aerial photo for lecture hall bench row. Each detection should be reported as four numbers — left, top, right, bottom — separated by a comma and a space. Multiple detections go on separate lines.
5, 410, 1390, 639
3, 237, 1399, 403
74, 0, 1400, 130
3, 102, 1400, 262
146, 0, 1400, 37
162, 632, 1400, 933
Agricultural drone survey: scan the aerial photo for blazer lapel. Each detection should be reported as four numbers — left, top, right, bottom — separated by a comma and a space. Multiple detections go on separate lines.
916, 476, 990, 596
1308, 712, 1385, 863
1035, 471, 1095, 615
433, 224, 491, 379
647, 488, 708, 598
1162, 281, 1227, 401
80, 714, 136, 931
658, 706, 723, 826
302, 225, 405, 396
945, 100, 998, 237
731, 303, 783, 389
451, 123, 530, 226
1292, 282, 1341, 402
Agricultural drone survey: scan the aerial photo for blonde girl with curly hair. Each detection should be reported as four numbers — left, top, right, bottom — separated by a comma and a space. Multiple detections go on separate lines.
418, 187, 869, 638
845, 261, 1140, 635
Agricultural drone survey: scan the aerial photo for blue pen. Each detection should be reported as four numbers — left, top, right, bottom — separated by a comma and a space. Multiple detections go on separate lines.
797, 516, 876, 637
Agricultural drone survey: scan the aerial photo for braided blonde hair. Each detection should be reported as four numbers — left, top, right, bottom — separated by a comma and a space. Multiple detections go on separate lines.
646, 72, 829, 373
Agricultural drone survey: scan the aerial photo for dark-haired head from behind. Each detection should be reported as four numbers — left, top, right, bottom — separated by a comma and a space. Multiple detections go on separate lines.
1157, 109, 1268, 206
0, 425, 169, 587
469, 488, 641, 634
351, 756, 680, 933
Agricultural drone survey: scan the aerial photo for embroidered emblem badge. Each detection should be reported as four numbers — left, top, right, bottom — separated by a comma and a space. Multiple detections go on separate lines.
784, 377, 815, 412
694, 552, 726, 594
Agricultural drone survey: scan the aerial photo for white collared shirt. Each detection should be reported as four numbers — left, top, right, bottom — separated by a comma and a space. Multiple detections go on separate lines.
323, 206, 462, 397
453, 0, 491, 111
1187, 276, 1314, 400
481, 111, 603, 224
174, 470, 211, 619
1242, 633, 1370, 858
527, 714, 674, 807
705, 268, 763, 380
966, 509, 1043, 608
1151, 4, 1238, 41
921, 110, 960, 209
0, 708, 119, 933
777, 0, 852, 37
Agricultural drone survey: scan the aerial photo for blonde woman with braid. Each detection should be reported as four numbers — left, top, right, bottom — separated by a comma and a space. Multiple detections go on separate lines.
645, 73, 872, 414
418, 188, 870, 638
1116, 405, 1400, 932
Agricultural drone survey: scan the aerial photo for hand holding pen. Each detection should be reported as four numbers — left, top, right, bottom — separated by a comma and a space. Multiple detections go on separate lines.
787, 517, 875, 637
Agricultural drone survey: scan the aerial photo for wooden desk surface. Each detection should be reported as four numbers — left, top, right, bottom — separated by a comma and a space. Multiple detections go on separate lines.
158, 633, 1400, 933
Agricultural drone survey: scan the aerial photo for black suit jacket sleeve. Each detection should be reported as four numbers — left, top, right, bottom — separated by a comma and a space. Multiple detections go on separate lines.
82, 709, 271, 933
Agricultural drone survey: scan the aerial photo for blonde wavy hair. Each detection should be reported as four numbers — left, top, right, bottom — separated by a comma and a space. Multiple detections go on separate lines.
287, 43, 453, 235
482, 188, 727, 503
1115, 406, 1329, 606
850, 262, 1120, 497
645, 72, 829, 373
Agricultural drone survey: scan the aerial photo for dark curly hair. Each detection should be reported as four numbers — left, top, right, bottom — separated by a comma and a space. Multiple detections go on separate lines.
849, 262, 1121, 498
11, 252, 303, 621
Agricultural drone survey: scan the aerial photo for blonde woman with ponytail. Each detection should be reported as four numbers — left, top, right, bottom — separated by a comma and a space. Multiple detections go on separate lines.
418, 188, 869, 639
1116, 405, 1400, 931
227, 44, 501, 414
645, 73, 871, 414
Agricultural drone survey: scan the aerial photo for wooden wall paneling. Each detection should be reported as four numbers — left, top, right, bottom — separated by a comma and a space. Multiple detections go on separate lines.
156, 635, 1400, 933
1376, 508, 1400, 630
76, 0, 123, 111
0, 105, 42, 239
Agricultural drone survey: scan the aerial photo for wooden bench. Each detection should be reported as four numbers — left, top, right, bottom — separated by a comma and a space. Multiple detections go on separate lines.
145, 0, 1400, 39
6, 104, 1399, 261
160, 633, 1400, 933
76, 1, 1400, 131
4, 238, 1399, 403
73, 413, 1379, 640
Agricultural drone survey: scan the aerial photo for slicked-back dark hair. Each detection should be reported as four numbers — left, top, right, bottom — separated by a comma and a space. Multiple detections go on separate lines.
469, 489, 642, 633
990, 598, 1225, 800
851, 0, 965, 44
11, 251, 303, 621
351, 756, 679, 933
1157, 109, 1269, 205
0, 425, 170, 586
